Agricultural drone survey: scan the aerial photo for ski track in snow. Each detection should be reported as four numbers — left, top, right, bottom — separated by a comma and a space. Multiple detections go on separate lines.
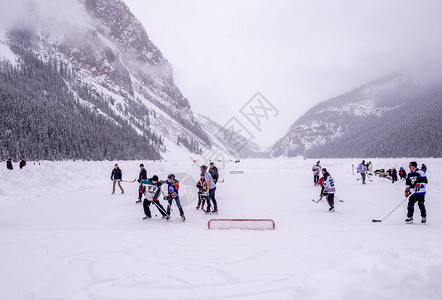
1, 158, 442, 300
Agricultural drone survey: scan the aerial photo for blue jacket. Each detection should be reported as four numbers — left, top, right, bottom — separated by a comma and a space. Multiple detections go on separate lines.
163, 180, 179, 199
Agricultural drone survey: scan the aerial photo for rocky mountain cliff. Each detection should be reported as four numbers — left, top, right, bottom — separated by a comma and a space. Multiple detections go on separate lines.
0, 0, 210, 161
272, 75, 442, 158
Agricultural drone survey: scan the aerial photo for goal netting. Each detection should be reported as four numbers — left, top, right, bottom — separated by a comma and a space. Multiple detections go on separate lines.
208, 219, 275, 230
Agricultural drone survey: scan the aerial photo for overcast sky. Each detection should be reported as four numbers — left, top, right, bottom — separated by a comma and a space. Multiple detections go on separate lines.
124, 0, 442, 147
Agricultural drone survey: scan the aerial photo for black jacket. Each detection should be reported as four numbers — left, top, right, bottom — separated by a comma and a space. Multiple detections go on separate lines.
209, 166, 219, 182
7, 160, 13, 170
138, 168, 147, 182
19, 160, 26, 169
111, 168, 122, 180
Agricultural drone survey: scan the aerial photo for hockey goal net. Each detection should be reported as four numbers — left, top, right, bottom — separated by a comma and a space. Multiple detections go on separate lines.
208, 219, 275, 230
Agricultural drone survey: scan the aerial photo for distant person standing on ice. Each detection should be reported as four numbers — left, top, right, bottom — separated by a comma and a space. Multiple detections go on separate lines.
136, 164, 147, 203
405, 161, 428, 224
111, 164, 124, 195
391, 168, 398, 184
312, 161, 321, 186
6, 158, 13, 170
398, 167, 407, 180
19, 157, 26, 169
367, 161, 373, 175
209, 162, 219, 184
201, 165, 218, 214
321, 168, 336, 212
357, 160, 367, 184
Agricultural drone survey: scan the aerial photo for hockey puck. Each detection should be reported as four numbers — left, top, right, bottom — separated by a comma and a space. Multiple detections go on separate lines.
155, 215, 158, 217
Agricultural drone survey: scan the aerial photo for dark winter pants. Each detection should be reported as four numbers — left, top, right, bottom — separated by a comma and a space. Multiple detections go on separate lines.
207, 187, 218, 210
138, 183, 143, 200
314, 175, 319, 186
326, 193, 335, 208
360, 173, 366, 184
407, 195, 426, 218
143, 199, 167, 218
198, 193, 207, 208
167, 196, 184, 216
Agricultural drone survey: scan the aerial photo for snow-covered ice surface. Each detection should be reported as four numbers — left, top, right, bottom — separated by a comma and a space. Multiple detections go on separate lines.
1, 158, 442, 300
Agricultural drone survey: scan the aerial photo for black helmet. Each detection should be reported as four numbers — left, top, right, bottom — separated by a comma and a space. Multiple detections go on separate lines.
200, 172, 205, 177
201, 165, 208, 171
167, 174, 175, 181
151, 175, 159, 182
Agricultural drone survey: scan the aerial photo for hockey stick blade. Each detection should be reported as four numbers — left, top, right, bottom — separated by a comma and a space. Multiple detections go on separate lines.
372, 219, 382, 222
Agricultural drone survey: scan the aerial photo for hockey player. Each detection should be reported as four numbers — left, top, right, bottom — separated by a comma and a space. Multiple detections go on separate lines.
201, 165, 217, 214
196, 173, 208, 210
162, 174, 185, 221
318, 177, 325, 199
405, 162, 428, 224
209, 162, 219, 184
111, 164, 124, 194
140, 175, 167, 220
357, 160, 368, 184
321, 168, 336, 212
312, 161, 321, 186
136, 164, 147, 204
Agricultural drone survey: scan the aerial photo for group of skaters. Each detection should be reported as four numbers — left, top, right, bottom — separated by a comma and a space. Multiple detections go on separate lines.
5, 158, 27, 170
312, 160, 429, 223
110, 162, 220, 221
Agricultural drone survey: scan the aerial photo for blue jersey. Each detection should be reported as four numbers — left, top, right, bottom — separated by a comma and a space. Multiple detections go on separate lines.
163, 180, 179, 198
406, 169, 427, 195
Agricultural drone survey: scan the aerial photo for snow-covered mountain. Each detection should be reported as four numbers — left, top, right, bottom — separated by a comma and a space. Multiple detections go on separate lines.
195, 114, 267, 158
0, 0, 210, 160
272, 75, 442, 158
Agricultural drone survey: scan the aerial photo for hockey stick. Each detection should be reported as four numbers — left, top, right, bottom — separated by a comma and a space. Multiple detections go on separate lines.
312, 196, 323, 203
217, 179, 224, 183
161, 190, 179, 219
151, 199, 168, 217
121, 179, 137, 183
335, 196, 344, 202
352, 164, 354, 176
372, 193, 414, 222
